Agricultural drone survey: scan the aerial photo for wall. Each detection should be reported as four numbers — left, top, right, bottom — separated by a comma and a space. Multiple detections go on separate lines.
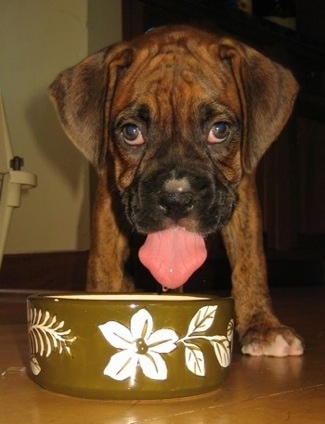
0, 0, 122, 254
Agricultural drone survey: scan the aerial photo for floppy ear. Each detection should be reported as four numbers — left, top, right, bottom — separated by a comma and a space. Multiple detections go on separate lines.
219, 39, 299, 172
48, 44, 132, 172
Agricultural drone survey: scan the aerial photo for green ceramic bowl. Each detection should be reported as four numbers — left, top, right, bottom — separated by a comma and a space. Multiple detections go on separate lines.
27, 293, 234, 400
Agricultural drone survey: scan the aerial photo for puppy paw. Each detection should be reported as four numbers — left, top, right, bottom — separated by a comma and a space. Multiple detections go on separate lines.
241, 327, 304, 357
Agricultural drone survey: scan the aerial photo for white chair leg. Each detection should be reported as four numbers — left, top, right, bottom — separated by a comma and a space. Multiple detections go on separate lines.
0, 174, 14, 267
0, 91, 37, 269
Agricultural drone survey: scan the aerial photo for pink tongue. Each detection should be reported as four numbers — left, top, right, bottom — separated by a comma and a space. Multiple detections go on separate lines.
138, 227, 207, 289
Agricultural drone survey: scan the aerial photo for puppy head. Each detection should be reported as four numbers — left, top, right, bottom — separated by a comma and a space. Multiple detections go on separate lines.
49, 25, 298, 234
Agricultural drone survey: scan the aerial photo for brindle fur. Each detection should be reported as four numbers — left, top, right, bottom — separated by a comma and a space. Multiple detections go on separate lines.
49, 26, 303, 356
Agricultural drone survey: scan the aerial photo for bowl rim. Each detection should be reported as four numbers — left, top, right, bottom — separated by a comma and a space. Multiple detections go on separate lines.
27, 292, 233, 304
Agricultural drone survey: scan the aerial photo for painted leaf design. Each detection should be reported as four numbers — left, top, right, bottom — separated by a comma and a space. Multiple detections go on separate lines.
187, 305, 218, 336
28, 308, 76, 361
30, 355, 41, 376
184, 342, 205, 376
210, 336, 231, 368
227, 319, 234, 341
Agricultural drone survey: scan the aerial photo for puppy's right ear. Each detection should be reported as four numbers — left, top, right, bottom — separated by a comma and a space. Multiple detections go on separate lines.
48, 44, 132, 172
219, 39, 298, 173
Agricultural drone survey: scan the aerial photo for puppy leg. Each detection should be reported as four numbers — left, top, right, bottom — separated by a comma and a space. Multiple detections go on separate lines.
221, 173, 304, 357
86, 173, 134, 292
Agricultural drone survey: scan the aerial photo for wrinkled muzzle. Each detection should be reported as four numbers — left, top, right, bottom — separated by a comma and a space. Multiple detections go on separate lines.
124, 167, 237, 290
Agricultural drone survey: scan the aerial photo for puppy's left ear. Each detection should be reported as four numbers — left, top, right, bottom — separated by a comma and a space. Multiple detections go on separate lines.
48, 44, 132, 172
219, 39, 299, 172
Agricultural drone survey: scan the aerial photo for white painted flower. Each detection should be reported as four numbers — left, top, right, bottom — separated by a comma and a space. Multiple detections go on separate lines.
99, 308, 179, 381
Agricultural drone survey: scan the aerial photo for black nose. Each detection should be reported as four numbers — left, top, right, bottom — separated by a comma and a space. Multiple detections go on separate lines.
159, 191, 194, 220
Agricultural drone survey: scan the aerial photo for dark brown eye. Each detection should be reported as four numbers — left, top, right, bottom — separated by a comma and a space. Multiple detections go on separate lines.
121, 124, 144, 146
207, 122, 231, 144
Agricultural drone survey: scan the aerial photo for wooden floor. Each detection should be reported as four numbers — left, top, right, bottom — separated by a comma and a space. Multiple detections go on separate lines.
1, 287, 324, 423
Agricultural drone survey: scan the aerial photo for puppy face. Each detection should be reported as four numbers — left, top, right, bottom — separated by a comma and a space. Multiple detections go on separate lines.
49, 25, 298, 237
109, 40, 243, 235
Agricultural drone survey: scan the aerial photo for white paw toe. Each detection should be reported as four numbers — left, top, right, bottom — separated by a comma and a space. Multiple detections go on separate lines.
242, 334, 304, 357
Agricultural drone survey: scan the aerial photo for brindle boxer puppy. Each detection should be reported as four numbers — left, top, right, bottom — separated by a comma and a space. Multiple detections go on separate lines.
49, 25, 304, 357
